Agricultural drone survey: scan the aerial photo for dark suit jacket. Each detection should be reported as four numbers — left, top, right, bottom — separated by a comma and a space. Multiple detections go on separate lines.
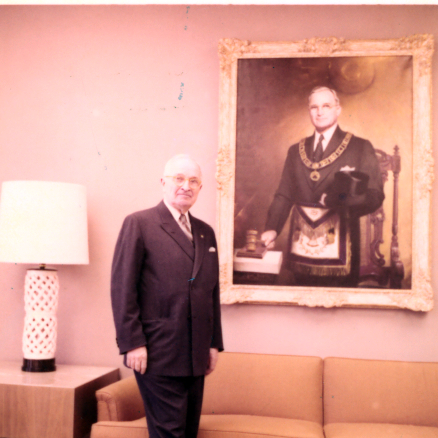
111, 201, 223, 377
265, 126, 384, 283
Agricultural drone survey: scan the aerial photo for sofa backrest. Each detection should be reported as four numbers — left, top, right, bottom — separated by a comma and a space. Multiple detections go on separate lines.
324, 357, 438, 427
202, 352, 323, 424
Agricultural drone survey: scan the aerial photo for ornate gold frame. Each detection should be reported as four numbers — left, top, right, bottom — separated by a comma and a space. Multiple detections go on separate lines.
216, 35, 434, 311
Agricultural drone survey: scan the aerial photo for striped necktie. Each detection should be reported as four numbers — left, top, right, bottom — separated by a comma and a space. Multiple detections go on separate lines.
179, 214, 193, 242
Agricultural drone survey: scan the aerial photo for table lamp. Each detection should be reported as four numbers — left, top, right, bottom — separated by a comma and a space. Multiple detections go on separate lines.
0, 181, 89, 372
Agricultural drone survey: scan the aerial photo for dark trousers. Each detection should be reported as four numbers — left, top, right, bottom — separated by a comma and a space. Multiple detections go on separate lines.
134, 372, 205, 438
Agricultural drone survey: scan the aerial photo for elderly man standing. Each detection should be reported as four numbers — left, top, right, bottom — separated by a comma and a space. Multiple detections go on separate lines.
111, 154, 223, 438
261, 86, 384, 287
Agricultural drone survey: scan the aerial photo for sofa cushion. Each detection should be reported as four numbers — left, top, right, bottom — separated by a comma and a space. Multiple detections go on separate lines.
202, 352, 323, 425
90, 414, 325, 438
324, 357, 438, 427
199, 415, 324, 438
324, 423, 438, 438
91, 418, 148, 438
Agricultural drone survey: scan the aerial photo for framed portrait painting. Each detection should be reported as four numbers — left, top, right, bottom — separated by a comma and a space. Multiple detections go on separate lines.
216, 35, 434, 310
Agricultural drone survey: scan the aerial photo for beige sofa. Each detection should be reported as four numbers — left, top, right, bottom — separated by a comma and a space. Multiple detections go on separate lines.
324, 357, 438, 438
92, 353, 324, 438
91, 352, 438, 438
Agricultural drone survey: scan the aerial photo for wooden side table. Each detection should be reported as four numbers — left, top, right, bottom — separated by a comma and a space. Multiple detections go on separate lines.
0, 361, 119, 438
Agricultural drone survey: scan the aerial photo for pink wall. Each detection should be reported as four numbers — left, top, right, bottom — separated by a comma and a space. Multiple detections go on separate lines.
0, 5, 437, 377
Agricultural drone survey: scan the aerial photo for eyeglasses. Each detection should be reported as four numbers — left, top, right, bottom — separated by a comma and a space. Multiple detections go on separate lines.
165, 175, 202, 189
309, 104, 337, 112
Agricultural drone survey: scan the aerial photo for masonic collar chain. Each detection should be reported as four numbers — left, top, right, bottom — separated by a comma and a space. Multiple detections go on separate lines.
299, 132, 353, 181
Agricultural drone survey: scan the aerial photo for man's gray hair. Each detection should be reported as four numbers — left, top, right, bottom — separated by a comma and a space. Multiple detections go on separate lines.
163, 154, 202, 178
308, 86, 340, 106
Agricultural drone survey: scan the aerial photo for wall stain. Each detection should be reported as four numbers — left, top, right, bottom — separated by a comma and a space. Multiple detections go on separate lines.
178, 82, 184, 100
184, 6, 190, 30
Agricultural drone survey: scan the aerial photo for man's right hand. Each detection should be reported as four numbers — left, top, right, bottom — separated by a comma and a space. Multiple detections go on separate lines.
126, 346, 147, 374
260, 230, 277, 249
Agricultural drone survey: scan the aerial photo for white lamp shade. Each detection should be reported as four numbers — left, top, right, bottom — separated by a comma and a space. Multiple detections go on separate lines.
0, 181, 89, 265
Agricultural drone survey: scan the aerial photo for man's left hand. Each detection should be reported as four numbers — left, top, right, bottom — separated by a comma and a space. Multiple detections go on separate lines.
205, 348, 219, 376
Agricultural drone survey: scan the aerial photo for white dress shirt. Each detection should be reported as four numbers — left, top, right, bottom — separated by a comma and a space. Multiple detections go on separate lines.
313, 124, 338, 152
163, 199, 192, 232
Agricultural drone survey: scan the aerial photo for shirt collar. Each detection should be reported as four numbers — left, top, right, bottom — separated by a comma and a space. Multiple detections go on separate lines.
163, 199, 191, 226
314, 124, 338, 150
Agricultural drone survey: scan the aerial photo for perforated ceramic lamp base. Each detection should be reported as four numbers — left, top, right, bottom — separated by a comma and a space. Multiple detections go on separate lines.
22, 268, 59, 372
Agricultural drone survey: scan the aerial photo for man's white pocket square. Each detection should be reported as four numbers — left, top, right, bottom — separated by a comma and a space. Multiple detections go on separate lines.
340, 165, 356, 172
209, 247, 216, 252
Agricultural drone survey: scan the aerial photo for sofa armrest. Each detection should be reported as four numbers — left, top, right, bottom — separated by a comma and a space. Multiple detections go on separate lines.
96, 375, 145, 422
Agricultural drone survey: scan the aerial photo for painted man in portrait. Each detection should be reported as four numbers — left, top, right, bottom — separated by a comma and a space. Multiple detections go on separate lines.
261, 86, 385, 287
